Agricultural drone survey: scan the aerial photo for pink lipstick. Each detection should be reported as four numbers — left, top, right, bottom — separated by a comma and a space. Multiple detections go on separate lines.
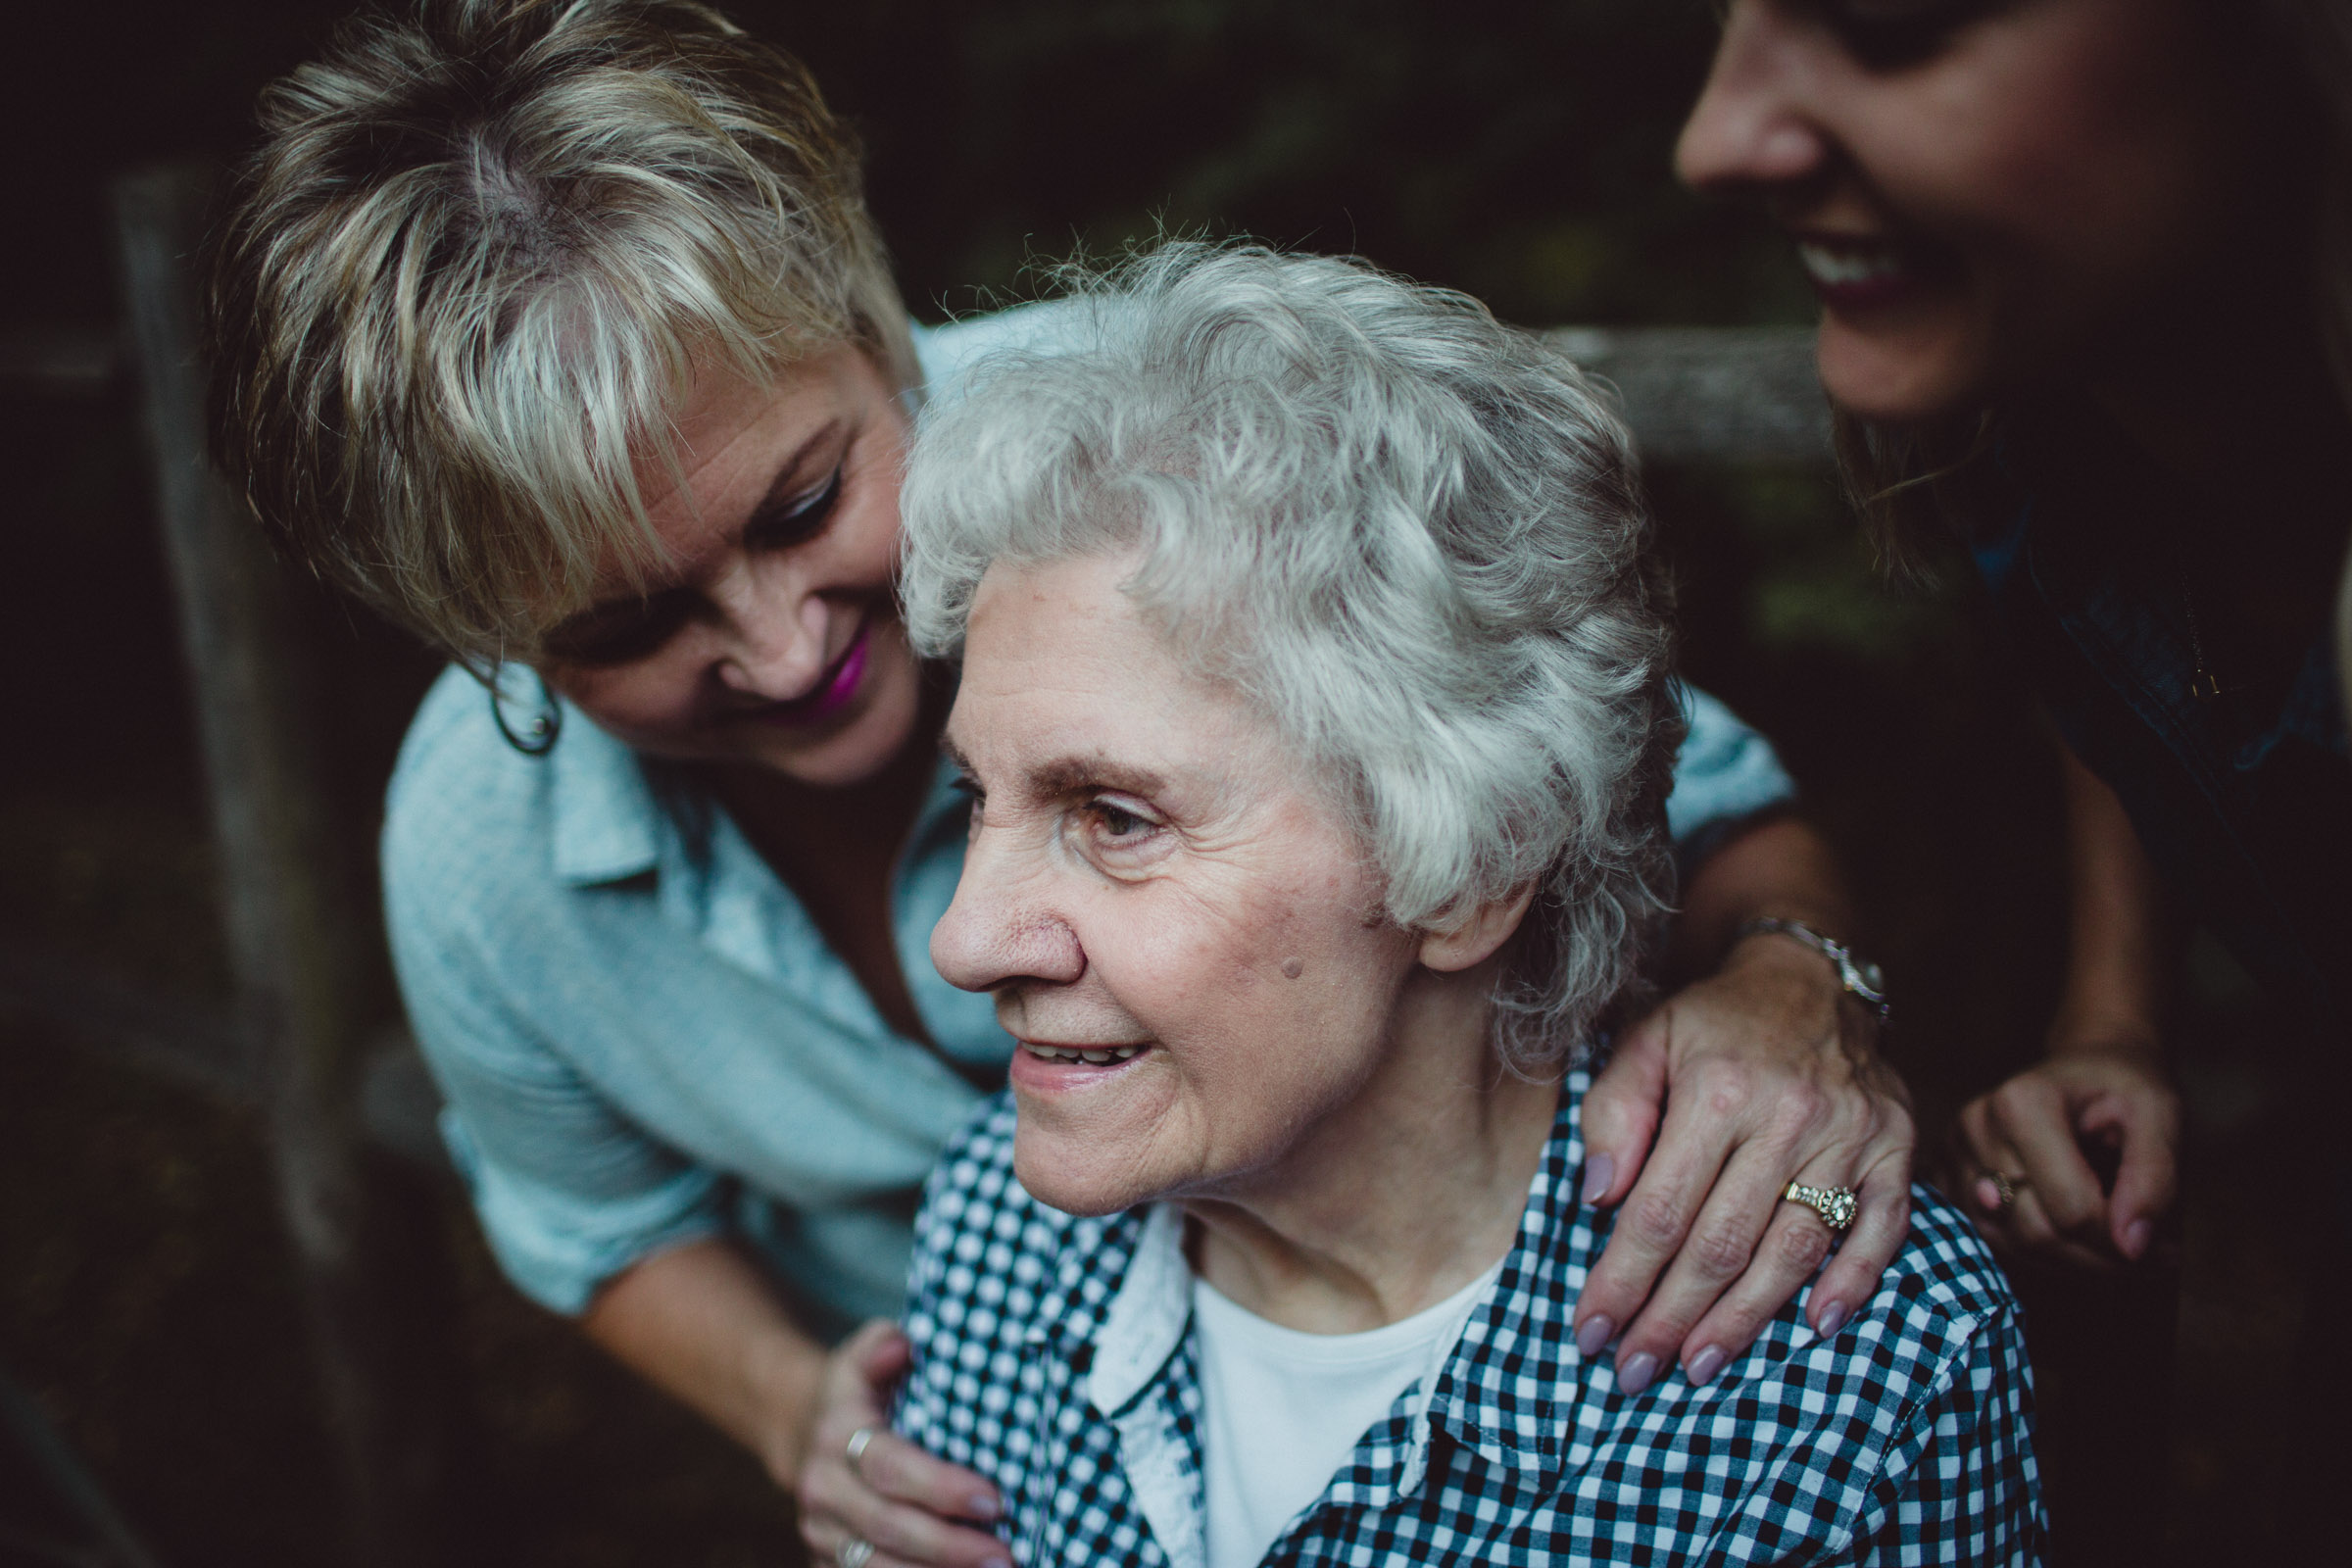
746, 616, 871, 728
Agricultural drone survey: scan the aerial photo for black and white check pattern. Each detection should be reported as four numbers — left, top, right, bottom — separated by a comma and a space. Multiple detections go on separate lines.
898, 1073, 2043, 1566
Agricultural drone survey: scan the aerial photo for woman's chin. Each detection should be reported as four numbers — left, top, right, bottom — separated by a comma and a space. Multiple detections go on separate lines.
1009, 1059, 1188, 1217
1011, 1136, 1159, 1218
1815, 308, 1994, 427
736, 634, 925, 785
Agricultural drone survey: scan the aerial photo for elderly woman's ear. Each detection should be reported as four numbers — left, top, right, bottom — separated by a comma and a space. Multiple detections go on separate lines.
1417, 884, 1540, 974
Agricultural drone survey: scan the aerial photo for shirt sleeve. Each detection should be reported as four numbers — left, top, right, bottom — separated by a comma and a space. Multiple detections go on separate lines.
1846, 1305, 2048, 1567
383, 792, 726, 1317
1665, 684, 1797, 864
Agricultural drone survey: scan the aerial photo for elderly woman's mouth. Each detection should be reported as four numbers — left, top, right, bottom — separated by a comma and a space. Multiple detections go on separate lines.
1016, 1041, 1150, 1066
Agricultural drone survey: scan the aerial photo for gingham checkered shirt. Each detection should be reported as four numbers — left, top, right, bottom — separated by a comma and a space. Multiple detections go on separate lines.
897, 1073, 2043, 1566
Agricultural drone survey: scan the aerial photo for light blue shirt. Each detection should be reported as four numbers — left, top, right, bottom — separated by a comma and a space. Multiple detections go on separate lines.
383, 312, 1798, 1330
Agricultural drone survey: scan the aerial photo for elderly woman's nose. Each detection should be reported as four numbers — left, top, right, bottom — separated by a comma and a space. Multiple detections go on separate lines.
1675, 1, 1834, 194
930, 832, 1086, 996
708, 559, 829, 700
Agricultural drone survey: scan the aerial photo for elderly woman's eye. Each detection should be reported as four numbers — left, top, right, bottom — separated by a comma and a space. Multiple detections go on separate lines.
1091, 802, 1150, 838
1074, 797, 1163, 859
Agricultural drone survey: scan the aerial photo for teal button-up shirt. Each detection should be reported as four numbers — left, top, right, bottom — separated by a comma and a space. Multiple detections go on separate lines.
383, 312, 1800, 1330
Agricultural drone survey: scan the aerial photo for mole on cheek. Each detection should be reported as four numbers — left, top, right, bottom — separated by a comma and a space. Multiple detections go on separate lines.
1281, 957, 1305, 980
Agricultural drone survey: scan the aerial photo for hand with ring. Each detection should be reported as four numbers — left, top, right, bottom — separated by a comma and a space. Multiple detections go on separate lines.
1572, 905, 1915, 1396
797, 1322, 1010, 1568
1952, 1038, 2180, 1269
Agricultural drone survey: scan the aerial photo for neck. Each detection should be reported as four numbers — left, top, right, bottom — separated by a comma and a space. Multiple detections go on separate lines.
1183, 960, 1559, 1335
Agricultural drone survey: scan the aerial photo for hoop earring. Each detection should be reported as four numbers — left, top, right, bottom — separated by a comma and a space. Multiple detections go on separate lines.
489, 663, 563, 756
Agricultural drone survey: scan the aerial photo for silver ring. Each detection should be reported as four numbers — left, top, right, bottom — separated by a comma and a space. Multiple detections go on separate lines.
845, 1425, 878, 1479
1783, 1180, 1858, 1232
836, 1538, 875, 1568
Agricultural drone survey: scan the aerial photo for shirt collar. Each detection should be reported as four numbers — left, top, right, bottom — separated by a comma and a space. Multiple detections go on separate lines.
1065, 1072, 1698, 1497
549, 702, 666, 885
544, 712, 984, 887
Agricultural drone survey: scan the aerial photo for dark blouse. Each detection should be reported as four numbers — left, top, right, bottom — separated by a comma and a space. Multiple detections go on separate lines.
1970, 410, 2351, 1053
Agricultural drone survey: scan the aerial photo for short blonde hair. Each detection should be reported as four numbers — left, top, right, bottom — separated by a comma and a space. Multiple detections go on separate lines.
208, 0, 913, 663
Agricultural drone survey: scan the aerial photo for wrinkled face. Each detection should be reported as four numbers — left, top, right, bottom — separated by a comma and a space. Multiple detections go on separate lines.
1677, 0, 2250, 422
536, 347, 922, 786
929, 553, 1426, 1218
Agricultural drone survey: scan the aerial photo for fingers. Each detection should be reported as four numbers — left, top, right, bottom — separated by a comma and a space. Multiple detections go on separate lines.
1579, 1010, 1672, 1207
1798, 1148, 1908, 1336
847, 1319, 915, 1385
2079, 1085, 2180, 1260
1954, 1094, 2112, 1270
1571, 1071, 1745, 1375
851, 1429, 1004, 1520
798, 1427, 1008, 1568
1988, 1078, 2112, 1250
806, 1509, 1006, 1568
797, 1324, 1008, 1568
1612, 1138, 1826, 1392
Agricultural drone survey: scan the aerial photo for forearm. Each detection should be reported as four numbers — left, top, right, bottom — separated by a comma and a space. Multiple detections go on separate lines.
1669, 813, 1858, 983
580, 1236, 828, 1484
2048, 747, 2168, 1059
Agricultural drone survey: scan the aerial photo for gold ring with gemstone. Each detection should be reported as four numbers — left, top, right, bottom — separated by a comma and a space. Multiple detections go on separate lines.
1783, 1181, 1859, 1232
1989, 1170, 2021, 1211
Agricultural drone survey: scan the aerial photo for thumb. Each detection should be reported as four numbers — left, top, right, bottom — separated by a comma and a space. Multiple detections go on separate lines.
846, 1319, 912, 1390
1579, 1008, 1671, 1206
2098, 1104, 2179, 1261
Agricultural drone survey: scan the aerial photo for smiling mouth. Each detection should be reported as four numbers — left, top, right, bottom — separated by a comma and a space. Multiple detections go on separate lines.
736, 614, 872, 728
1790, 234, 1948, 311
1018, 1042, 1150, 1066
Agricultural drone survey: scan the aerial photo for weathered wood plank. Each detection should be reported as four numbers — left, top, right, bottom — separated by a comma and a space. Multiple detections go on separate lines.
0, 940, 447, 1171
0, 323, 118, 398
1546, 323, 1831, 465
112, 164, 442, 1568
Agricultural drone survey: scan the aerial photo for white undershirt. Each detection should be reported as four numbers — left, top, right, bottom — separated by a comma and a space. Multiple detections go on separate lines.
1191, 1261, 1502, 1568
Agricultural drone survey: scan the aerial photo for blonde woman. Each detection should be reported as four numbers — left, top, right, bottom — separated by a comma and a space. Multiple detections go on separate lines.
210, 3, 1915, 1561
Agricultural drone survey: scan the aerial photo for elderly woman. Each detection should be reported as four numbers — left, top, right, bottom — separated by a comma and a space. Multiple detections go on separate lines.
889, 245, 2040, 1568
209, 4, 1917, 1560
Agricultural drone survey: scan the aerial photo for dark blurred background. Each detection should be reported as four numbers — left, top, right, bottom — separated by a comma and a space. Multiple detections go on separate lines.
0, 3, 2296, 1565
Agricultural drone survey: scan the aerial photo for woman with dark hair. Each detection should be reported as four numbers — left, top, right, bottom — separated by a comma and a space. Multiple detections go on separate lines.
1676, 0, 2352, 1547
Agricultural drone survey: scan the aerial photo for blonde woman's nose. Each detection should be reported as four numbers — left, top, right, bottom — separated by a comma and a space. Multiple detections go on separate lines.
709, 559, 830, 701
1675, 1, 1834, 194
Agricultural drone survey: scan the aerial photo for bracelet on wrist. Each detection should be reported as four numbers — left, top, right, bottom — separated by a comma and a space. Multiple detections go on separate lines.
1735, 917, 1891, 1026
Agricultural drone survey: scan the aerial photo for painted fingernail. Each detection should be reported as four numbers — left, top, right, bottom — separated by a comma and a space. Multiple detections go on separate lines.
1815, 1300, 1847, 1338
1686, 1345, 1727, 1385
1575, 1314, 1615, 1358
970, 1492, 1003, 1521
1581, 1153, 1615, 1204
2123, 1219, 2152, 1259
1975, 1178, 2003, 1211
1617, 1351, 1658, 1396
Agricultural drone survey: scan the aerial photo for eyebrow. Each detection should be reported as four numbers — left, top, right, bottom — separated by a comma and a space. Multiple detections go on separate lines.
939, 734, 1167, 801
546, 417, 846, 635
